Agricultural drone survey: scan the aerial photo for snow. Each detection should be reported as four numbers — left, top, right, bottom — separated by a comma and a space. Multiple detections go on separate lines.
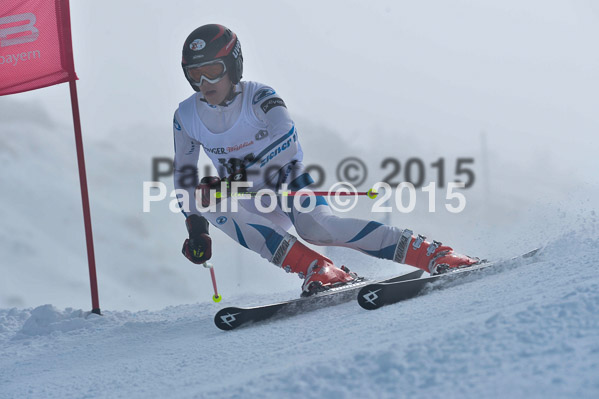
1, 231, 599, 398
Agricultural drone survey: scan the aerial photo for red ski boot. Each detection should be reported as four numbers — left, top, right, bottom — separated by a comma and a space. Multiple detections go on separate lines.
279, 239, 358, 297
395, 231, 479, 275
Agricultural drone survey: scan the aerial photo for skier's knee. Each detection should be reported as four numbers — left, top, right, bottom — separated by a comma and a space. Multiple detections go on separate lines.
294, 213, 334, 245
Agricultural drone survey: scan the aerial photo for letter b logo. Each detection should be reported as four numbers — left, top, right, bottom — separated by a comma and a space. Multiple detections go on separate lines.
0, 13, 39, 47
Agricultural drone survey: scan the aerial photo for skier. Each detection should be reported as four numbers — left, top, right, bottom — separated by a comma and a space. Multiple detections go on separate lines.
173, 24, 478, 296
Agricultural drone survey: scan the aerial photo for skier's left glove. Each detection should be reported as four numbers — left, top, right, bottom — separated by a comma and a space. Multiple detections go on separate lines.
182, 214, 212, 264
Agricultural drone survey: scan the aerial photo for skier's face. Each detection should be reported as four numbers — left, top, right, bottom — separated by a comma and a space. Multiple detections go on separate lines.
200, 73, 233, 105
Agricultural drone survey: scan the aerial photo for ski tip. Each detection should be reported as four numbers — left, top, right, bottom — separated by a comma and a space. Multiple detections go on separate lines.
214, 307, 244, 331
357, 283, 386, 310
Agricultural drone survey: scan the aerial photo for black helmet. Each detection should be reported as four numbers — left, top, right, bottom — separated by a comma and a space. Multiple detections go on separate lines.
181, 24, 243, 91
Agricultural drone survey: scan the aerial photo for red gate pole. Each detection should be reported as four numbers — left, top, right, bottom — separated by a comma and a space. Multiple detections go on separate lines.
69, 79, 101, 315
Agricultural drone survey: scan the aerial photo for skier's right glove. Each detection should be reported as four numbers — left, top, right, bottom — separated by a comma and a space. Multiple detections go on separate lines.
182, 214, 212, 264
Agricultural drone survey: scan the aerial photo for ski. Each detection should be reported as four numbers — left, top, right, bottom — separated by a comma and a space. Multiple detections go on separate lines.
214, 269, 424, 330
357, 247, 542, 310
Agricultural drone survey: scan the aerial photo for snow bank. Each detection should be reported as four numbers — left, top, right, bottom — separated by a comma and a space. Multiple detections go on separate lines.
0, 308, 30, 342
14, 305, 99, 338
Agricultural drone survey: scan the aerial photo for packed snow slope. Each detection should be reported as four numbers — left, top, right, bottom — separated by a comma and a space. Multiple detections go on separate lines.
1, 227, 598, 399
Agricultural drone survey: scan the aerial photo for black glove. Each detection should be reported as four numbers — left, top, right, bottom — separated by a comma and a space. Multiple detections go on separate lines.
196, 176, 223, 208
182, 214, 212, 264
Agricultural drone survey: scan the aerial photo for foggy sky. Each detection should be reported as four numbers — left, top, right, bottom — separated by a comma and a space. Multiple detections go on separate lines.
5, 1, 598, 164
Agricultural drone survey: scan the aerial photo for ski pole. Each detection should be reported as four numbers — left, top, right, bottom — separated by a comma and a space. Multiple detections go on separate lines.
216, 188, 378, 199
282, 189, 378, 198
202, 262, 222, 302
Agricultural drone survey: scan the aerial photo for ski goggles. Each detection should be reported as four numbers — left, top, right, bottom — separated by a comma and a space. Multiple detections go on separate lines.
185, 59, 228, 86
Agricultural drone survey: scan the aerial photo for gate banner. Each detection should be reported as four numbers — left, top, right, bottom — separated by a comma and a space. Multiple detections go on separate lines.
0, 0, 77, 96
